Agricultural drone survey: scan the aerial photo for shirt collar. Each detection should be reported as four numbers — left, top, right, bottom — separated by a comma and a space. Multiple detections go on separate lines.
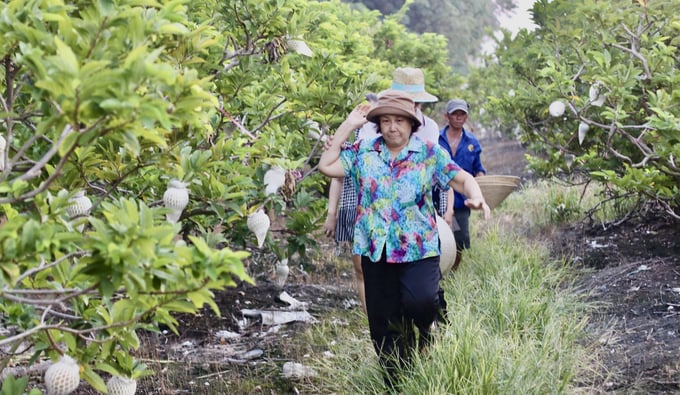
370, 135, 426, 163
440, 125, 467, 138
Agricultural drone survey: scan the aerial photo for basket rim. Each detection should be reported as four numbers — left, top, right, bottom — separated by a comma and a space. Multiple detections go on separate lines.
478, 175, 520, 183
477, 181, 519, 186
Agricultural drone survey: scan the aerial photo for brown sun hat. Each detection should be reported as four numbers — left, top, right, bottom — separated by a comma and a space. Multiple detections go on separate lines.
391, 67, 438, 103
366, 90, 421, 127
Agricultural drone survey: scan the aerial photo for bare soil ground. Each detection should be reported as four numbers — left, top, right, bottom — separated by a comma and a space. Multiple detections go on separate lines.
59, 138, 680, 394
556, 212, 680, 394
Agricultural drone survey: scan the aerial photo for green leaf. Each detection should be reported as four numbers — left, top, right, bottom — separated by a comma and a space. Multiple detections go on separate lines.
0, 375, 29, 395
123, 44, 149, 69
58, 129, 80, 157
82, 364, 108, 393
96, 305, 112, 325
63, 332, 77, 352
164, 300, 199, 314
94, 361, 121, 377
187, 236, 212, 257
10, 179, 29, 198
52, 37, 79, 76
96, 0, 116, 17
111, 299, 136, 323
158, 22, 190, 35
187, 289, 215, 310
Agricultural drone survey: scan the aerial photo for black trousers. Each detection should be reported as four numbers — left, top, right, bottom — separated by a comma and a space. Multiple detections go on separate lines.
361, 253, 441, 385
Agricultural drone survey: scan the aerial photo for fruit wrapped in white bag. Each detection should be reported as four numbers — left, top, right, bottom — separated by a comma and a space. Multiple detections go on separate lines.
106, 375, 138, 395
163, 179, 189, 223
247, 209, 270, 248
44, 355, 80, 395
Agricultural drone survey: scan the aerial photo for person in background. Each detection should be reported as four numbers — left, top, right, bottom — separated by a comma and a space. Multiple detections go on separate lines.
319, 91, 490, 388
439, 99, 486, 271
323, 127, 366, 311
360, 67, 440, 141
323, 67, 441, 313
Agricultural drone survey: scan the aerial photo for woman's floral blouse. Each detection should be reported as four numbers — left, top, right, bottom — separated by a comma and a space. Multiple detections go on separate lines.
340, 135, 461, 263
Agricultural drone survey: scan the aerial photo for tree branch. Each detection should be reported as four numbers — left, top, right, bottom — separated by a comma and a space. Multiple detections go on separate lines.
251, 97, 288, 134
15, 251, 88, 284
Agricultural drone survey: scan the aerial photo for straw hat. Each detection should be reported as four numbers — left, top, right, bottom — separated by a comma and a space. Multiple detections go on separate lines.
391, 67, 438, 103
437, 215, 457, 274
476, 175, 520, 209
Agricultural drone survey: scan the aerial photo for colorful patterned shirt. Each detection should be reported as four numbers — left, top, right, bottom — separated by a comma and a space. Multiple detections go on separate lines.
340, 135, 461, 263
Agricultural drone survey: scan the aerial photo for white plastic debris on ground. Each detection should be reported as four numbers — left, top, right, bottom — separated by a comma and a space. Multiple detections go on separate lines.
215, 330, 241, 341
241, 309, 317, 326
277, 291, 309, 310
282, 361, 317, 379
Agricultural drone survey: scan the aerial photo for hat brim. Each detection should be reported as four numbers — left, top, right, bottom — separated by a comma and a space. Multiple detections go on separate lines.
366, 107, 422, 128
409, 91, 438, 103
447, 106, 468, 114
437, 215, 457, 274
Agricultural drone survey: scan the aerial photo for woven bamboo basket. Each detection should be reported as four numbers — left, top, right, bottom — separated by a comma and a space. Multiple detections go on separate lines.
476, 175, 521, 186
477, 175, 521, 209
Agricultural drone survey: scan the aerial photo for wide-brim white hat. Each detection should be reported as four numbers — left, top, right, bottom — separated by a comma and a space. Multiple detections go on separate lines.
437, 215, 457, 274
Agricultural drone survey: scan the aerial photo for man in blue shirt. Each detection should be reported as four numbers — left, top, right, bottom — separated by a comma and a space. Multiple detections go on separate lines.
439, 99, 486, 271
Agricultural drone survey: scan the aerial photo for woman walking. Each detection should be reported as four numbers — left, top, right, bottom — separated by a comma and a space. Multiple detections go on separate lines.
318, 91, 490, 388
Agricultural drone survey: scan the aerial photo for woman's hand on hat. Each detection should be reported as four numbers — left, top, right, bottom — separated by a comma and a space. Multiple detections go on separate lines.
346, 103, 372, 128
464, 198, 491, 220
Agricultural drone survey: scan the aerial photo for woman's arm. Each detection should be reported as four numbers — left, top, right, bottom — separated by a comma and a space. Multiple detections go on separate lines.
448, 170, 491, 220
444, 188, 454, 225
318, 104, 371, 178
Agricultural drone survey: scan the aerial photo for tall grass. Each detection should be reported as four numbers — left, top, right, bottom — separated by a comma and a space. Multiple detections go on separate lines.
300, 179, 628, 394
501, 179, 635, 230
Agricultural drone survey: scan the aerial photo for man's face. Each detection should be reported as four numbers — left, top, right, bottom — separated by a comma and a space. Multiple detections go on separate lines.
379, 114, 413, 150
447, 110, 467, 129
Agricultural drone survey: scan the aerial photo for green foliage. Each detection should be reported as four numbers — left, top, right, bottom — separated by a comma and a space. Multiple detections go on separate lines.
370, 15, 458, 100
348, 0, 515, 74
402, 0, 511, 74
500, 179, 638, 233
546, 185, 583, 224
0, 0, 458, 389
0, 375, 41, 395
469, 0, 680, 218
